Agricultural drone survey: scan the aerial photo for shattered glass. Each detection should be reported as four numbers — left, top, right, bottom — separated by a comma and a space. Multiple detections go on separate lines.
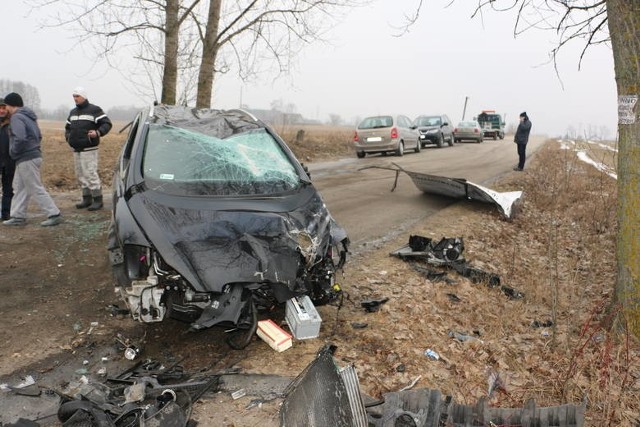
142, 125, 300, 196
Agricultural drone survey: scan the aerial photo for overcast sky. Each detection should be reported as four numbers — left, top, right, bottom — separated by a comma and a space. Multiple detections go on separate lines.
5, 1, 617, 137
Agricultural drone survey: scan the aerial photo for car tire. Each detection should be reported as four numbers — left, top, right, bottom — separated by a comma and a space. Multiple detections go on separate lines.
415, 140, 421, 153
436, 135, 443, 148
395, 142, 404, 156
448, 134, 454, 146
356, 151, 366, 158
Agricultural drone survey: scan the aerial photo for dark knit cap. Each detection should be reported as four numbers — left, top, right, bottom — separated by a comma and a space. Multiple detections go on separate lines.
4, 92, 24, 107
519, 111, 527, 118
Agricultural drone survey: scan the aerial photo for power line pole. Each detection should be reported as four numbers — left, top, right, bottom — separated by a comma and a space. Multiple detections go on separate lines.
462, 96, 469, 121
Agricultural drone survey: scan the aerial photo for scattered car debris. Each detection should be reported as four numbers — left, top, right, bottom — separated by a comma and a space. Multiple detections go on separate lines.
51, 358, 221, 426
360, 297, 390, 313
231, 388, 247, 400
351, 322, 369, 329
360, 163, 523, 219
424, 349, 441, 360
391, 235, 525, 300
281, 344, 586, 427
531, 319, 554, 328
398, 375, 422, 392
448, 330, 483, 344
446, 293, 462, 303
393, 235, 465, 264
256, 319, 293, 352
115, 333, 143, 360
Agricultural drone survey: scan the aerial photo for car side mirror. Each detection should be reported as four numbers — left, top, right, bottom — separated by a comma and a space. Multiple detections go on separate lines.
411, 125, 417, 130
442, 122, 449, 127
301, 163, 311, 180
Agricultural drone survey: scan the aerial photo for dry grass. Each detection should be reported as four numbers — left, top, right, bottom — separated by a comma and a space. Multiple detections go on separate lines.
321, 140, 637, 426
36, 121, 637, 425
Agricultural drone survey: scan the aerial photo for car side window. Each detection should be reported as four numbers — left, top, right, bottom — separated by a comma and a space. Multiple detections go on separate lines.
120, 113, 141, 179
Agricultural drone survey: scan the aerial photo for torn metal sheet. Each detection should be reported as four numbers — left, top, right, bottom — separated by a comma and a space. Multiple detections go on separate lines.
361, 163, 522, 219
280, 345, 367, 427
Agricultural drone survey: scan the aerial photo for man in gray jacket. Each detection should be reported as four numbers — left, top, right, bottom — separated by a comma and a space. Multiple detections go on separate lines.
2, 92, 62, 226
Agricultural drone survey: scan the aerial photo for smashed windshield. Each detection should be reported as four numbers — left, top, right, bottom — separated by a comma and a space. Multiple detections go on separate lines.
142, 125, 301, 196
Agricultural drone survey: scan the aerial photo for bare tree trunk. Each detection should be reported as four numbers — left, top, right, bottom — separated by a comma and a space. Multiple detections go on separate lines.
196, 0, 222, 108
607, 0, 640, 334
161, 0, 180, 105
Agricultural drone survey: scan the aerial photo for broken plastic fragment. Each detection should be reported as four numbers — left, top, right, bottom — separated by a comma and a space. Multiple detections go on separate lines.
361, 297, 389, 313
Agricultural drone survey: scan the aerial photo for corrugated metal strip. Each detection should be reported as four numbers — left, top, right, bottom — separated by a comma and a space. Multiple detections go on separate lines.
339, 365, 368, 427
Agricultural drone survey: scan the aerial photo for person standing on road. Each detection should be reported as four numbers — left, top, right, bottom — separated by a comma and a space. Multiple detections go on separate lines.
2, 92, 62, 227
65, 87, 112, 211
0, 97, 16, 221
513, 111, 532, 171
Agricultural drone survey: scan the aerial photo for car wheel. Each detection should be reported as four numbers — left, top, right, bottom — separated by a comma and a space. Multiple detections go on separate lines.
356, 151, 366, 158
436, 134, 443, 148
396, 142, 404, 156
448, 134, 454, 146
415, 140, 421, 153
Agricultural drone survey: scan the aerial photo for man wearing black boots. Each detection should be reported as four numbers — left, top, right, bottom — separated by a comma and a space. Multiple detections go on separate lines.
65, 86, 112, 210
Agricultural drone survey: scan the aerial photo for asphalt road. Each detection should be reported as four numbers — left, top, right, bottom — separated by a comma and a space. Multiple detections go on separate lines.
308, 135, 546, 248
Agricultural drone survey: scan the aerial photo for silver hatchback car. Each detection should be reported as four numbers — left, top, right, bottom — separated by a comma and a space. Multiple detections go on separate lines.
353, 115, 420, 158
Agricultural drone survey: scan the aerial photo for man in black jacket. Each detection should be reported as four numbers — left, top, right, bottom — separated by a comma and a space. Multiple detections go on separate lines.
0, 97, 16, 220
513, 111, 532, 171
65, 87, 112, 210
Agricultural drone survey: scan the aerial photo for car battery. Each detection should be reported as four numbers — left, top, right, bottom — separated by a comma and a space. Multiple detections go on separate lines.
285, 295, 322, 340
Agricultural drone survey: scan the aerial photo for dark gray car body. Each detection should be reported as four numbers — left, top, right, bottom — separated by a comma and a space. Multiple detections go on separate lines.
107, 106, 348, 342
414, 114, 455, 148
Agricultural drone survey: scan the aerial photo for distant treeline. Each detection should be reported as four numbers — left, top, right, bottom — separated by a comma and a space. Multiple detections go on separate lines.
39, 105, 142, 121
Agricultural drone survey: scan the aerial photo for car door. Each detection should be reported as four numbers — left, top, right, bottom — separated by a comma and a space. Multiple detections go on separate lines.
398, 115, 416, 145
442, 115, 453, 141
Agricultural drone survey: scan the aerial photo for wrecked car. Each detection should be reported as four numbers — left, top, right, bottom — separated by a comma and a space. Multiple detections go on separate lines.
107, 105, 348, 348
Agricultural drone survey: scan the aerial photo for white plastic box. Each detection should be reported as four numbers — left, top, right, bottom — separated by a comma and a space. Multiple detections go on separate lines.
285, 295, 322, 340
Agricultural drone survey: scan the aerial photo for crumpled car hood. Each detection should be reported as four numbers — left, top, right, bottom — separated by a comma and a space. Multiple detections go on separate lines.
124, 186, 338, 294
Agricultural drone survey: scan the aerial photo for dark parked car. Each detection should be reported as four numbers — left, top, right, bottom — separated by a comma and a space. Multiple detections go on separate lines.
108, 105, 349, 348
414, 114, 455, 148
